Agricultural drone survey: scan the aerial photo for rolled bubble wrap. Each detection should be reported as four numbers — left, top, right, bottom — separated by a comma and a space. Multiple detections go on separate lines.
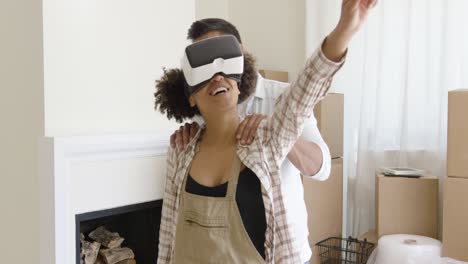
371, 234, 442, 264
441, 258, 468, 264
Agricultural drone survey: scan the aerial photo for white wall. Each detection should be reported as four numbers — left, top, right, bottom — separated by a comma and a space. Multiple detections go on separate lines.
196, 0, 229, 20
43, 0, 195, 136
1, 1, 196, 263
196, 0, 306, 80
305, 0, 341, 57
228, 0, 306, 79
0, 0, 44, 263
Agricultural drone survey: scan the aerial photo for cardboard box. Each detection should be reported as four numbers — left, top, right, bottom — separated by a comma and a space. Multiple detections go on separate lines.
359, 229, 378, 245
314, 93, 344, 158
442, 177, 468, 261
259, 69, 289, 82
303, 158, 343, 264
375, 174, 438, 239
448, 89, 468, 178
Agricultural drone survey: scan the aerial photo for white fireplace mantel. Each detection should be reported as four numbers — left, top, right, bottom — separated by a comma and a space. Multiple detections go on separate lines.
39, 133, 171, 264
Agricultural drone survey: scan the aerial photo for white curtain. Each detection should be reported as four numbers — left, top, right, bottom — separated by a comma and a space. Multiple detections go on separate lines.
306, 0, 468, 238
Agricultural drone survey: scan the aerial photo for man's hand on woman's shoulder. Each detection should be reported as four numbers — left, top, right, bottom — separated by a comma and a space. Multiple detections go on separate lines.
170, 122, 200, 149
236, 114, 267, 145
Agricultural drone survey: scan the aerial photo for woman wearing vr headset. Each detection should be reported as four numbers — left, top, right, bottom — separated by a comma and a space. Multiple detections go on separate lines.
154, 1, 376, 263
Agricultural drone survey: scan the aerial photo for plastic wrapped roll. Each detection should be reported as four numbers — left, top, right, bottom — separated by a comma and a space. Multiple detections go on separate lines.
374, 234, 441, 264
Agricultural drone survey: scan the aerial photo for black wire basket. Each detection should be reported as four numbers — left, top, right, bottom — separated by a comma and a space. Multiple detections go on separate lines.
315, 236, 375, 264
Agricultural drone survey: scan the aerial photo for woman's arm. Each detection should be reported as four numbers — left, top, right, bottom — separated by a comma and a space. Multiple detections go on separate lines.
324, 0, 378, 61
157, 147, 179, 264
264, 46, 344, 165
264, 0, 377, 167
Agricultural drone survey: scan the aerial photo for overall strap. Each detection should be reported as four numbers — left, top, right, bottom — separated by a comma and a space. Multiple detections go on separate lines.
225, 154, 242, 199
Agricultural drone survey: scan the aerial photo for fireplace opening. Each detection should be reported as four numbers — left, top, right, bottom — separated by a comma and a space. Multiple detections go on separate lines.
76, 200, 162, 264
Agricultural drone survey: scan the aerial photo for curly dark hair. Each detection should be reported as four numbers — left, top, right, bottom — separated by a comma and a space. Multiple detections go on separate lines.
154, 52, 257, 123
187, 18, 242, 43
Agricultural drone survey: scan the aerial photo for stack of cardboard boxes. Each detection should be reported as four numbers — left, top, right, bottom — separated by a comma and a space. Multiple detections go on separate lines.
375, 173, 439, 239
360, 90, 468, 263
258, 69, 289, 83
304, 93, 344, 264
360, 169, 439, 249
314, 94, 344, 160
443, 89, 468, 262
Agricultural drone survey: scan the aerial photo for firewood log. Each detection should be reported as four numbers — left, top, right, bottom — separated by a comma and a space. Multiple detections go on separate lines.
89, 226, 124, 249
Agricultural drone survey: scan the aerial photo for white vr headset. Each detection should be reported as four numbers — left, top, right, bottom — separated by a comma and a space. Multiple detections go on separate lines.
181, 35, 244, 96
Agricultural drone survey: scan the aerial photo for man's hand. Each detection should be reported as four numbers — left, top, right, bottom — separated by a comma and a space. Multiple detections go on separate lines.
323, 0, 377, 62
170, 122, 200, 149
236, 114, 267, 145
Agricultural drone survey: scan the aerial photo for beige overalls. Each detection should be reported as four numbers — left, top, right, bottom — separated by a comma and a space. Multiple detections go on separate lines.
174, 156, 266, 264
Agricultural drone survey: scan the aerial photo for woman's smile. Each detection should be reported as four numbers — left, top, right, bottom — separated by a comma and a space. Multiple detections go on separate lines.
209, 86, 229, 96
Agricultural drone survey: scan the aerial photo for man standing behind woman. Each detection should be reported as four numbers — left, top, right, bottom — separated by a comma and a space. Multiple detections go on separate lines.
155, 0, 376, 263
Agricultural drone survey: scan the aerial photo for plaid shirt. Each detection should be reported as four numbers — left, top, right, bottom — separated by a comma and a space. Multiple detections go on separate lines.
157, 45, 344, 264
